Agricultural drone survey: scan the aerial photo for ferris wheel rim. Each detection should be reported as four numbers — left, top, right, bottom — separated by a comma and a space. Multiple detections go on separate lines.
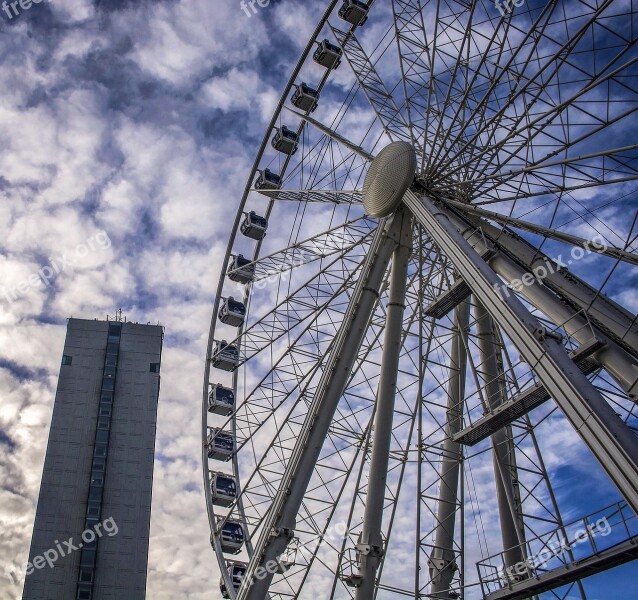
203, 2, 638, 599
202, 0, 346, 594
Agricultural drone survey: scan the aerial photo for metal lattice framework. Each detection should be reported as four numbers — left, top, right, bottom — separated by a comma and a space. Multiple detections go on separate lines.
202, 1, 638, 599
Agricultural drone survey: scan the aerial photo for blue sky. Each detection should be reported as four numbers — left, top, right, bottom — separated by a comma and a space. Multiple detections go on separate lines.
0, 0, 637, 599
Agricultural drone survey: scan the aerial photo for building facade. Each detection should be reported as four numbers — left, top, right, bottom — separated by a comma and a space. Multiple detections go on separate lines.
22, 318, 163, 600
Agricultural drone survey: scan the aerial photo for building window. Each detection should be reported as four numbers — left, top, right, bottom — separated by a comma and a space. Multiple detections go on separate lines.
88, 486, 101, 503
91, 459, 105, 472
106, 342, 119, 355
62, 355, 72, 365
150, 362, 160, 373
79, 567, 94, 583
79, 548, 96, 567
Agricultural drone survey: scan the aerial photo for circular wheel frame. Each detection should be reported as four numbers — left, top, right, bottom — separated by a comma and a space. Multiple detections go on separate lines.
203, 2, 638, 599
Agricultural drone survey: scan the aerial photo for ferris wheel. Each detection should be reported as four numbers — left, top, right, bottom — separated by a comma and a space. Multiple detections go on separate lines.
202, 1, 638, 598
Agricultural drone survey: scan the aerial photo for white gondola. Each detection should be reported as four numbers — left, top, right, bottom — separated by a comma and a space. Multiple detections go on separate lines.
313, 39, 343, 69
291, 82, 320, 113
211, 472, 237, 507
212, 341, 240, 372
213, 519, 245, 554
227, 254, 255, 284
272, 125, 299, 155
208, 384, 235, 416
220, 561, 247, 599
254, 168, 282, 195
207, 428, 235, 461
219, 297, 246, 327
338, 0, 369, 26
240, 211, 268, 240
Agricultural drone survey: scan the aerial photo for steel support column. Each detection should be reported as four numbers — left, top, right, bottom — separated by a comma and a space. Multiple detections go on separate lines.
238, 215, 403, 600
474, 302, 527, 575
403, 191, 638, 514
355, 210, 412, 599
435, 204, 638, 399
463, 213, 638, 356
487, 253, 638, 398
429, 301, 469, 597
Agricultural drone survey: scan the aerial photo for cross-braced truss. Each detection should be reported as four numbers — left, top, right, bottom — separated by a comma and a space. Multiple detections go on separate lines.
202, 2, 638, 599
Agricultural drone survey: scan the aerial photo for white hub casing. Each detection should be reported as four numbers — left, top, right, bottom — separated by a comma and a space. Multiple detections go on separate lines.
362, 141, 417, 218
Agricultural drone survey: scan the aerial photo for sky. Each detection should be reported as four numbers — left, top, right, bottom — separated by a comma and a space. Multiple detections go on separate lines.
0, 0, 307, 598
0, 0, 637, 599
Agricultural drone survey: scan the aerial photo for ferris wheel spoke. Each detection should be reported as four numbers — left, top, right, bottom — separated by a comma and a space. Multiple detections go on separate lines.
423, 0, 516, 178
440, 19, 638, 185
405, 190, 638, 511
439, 141, 638, 208
216, 244, 367, 375
330, 25, 414, 146
228, 215, 373, 284
430, 0, 611, 177
436, 5, 616, 183
265, 189, 363, 205
391, 0, 438, 170
232, 282, 361, 445
469, 173, 638, 206
475, 151, 638, 209
449, 200, 638, 266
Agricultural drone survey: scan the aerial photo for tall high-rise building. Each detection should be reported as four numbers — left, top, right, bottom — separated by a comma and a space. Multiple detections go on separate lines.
22, 317, 163, 600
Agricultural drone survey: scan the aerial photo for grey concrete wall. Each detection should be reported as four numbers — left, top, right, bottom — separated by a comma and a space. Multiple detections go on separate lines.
22, 319, 162, 600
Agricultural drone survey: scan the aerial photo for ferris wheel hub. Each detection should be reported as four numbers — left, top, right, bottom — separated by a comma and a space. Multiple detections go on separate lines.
362, 141, 417, 218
